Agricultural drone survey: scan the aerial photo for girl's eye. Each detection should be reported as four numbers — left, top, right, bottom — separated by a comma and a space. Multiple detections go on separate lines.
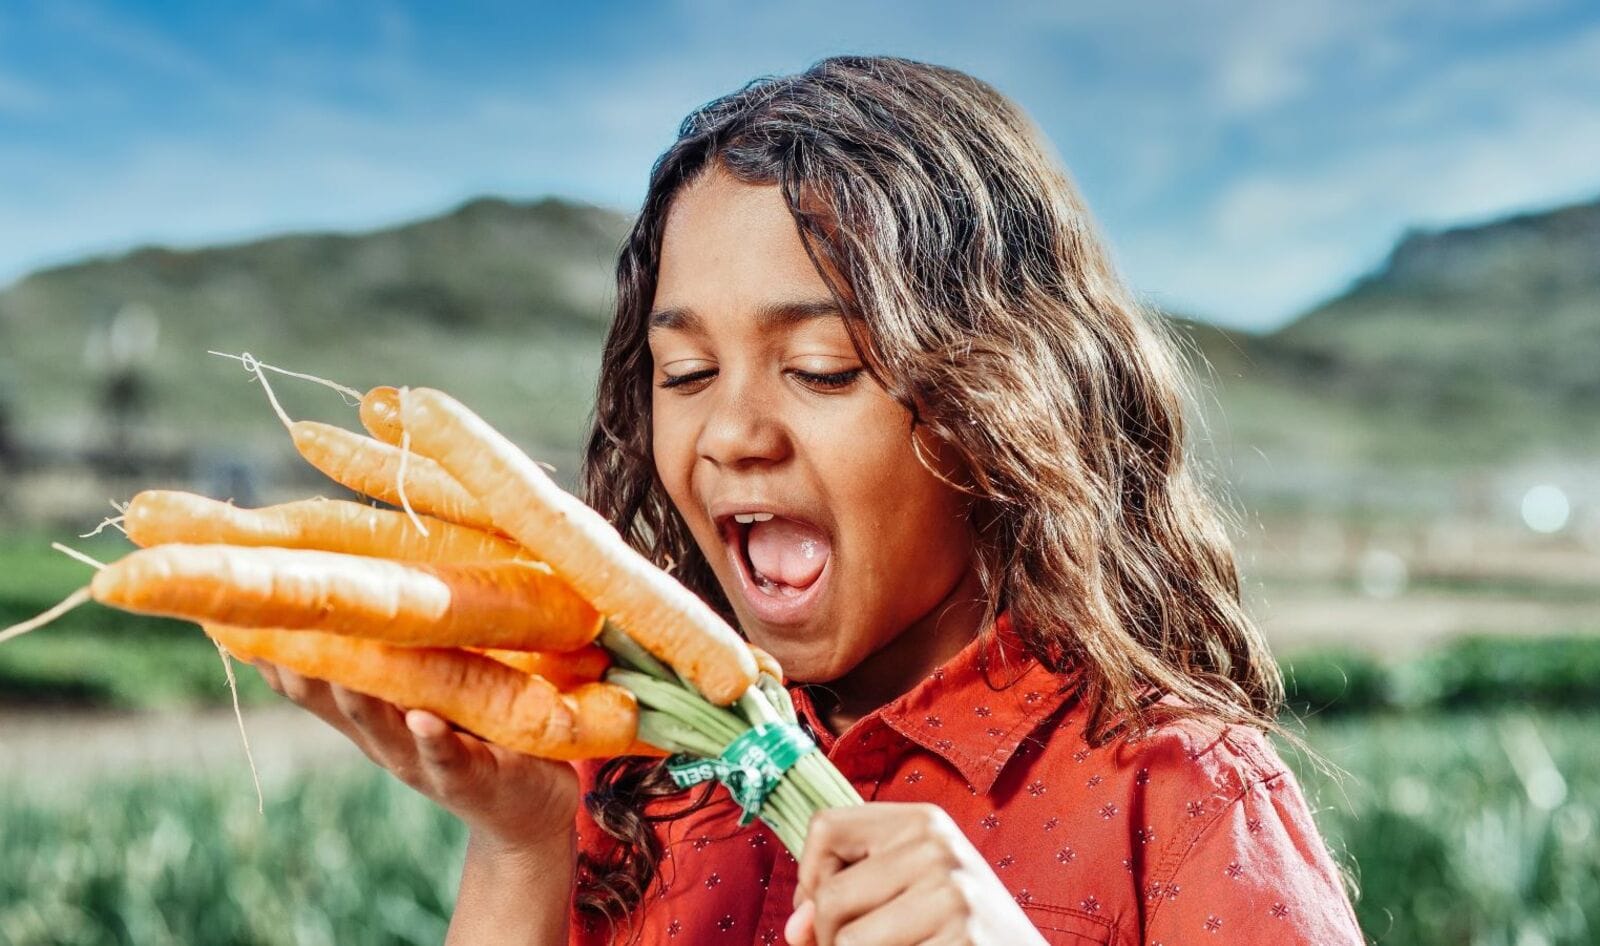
658, 368, 717, 390
792, 367, 863, 391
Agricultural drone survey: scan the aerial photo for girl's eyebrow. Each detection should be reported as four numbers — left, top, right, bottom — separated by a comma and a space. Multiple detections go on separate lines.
647, 298, 842, 333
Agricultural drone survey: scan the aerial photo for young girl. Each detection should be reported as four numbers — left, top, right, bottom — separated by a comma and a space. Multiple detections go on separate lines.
253, 55, 1365, 945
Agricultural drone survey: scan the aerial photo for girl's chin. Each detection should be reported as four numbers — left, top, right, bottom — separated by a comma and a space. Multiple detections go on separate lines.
739, 632, 853, 686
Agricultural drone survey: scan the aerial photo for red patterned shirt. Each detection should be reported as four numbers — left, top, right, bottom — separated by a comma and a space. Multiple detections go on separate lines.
571, 614, 1364, 945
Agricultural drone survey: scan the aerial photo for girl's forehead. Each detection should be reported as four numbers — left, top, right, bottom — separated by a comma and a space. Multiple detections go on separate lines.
654, 174, 838, 326
660, 173, 807, 271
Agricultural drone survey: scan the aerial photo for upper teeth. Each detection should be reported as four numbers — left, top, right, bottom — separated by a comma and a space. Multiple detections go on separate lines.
733, 513, 775, 524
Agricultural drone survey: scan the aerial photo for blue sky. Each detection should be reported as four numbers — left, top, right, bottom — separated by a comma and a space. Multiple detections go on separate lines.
1, 0, 1597, 330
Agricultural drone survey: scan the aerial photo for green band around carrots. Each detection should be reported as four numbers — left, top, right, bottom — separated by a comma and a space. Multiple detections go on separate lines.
667, 722, 818, 825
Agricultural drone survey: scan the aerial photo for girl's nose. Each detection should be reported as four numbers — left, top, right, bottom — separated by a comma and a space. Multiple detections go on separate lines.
695, 375, 790, 469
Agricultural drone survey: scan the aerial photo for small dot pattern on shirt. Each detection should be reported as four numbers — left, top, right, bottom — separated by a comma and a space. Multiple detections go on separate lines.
569, 612, 1363, 945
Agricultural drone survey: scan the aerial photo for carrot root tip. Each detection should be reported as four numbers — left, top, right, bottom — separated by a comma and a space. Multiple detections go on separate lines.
210, 350, 362, 404
79, 515, 127, 538
0, 587, 92, 646
211, 637, 266, 814
50, 542, 108, 571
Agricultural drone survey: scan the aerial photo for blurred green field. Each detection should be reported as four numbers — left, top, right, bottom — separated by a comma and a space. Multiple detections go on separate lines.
0, 771, 466, 946
0, 710, 1593, 945
4, 535, 1599, 944
0, 533, 278, 709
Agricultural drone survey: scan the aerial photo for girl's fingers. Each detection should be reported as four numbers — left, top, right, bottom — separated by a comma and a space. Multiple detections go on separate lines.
827, 880, 950, 946
806, 837, 933, 946
329, 682, 407, 742
406, 707, 450, 740
250, 659, 283, 692
256, 660, 346, 736
272, 666, 345, 720
408, 711, 511, 815
327, 682, 424, 781
408, 710, 479, 779
796, 804, 939, 906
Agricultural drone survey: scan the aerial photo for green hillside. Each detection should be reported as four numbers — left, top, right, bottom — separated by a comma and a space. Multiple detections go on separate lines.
1263, 198, 1600, 464
0, 196, 631, 460
1, 189, 1594, 495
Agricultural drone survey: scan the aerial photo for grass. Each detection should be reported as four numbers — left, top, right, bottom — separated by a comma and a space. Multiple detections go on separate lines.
4, 539, 1597, 942
0, 771, 466, 946
0, 710, 1594, 945
1295, 710, 1599, 945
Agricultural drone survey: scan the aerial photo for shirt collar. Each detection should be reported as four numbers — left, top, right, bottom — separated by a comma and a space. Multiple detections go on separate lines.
788, 611, 1082, 795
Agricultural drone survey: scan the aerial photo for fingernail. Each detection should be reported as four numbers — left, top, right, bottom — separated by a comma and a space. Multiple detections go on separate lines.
406, 709, 446, 738
784, 899, 814, 945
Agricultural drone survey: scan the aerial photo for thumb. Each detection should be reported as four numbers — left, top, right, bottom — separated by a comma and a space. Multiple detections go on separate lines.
784, 899, 815, 946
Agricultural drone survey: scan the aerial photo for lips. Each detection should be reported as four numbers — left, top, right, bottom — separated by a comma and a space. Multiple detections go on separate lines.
715, 507, 833, 627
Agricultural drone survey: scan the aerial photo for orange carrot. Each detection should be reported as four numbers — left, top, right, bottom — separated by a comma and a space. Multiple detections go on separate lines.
359, 385, 405, 446
205, 625, 645, 760
290, 421, 498, 533
91, 544, 603, 652
474, 644, 611, 691
123, 492, 608, 685
748, 643, 785, 683
124, 490, 527, 562
400, 388, 758, 704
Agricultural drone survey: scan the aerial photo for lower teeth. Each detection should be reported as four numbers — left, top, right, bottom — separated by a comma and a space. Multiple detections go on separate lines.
753, 571, 801, 598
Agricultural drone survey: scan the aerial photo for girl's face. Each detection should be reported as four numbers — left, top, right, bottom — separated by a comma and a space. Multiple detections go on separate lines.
648, 165, 982, 687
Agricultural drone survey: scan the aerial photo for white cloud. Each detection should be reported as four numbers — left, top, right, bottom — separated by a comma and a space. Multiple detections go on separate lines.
2, 0, 1598, 337
1155, 20, 1600, 327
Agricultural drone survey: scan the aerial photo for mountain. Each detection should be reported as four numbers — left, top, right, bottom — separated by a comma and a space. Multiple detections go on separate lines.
1283, 197, 1599, 461
0, 188, 1594, 509
0, 196, 632, 460
1189, 197, 1600, 468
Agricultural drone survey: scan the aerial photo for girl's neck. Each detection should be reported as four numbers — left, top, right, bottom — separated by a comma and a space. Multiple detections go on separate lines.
812, 566, 989, 735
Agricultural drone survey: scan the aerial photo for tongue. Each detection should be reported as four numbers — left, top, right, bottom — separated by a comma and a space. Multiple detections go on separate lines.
746, 518, 830, 589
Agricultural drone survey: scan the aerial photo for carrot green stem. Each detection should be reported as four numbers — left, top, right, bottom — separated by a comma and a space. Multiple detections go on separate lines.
605, 650, 861, 859
599, 622, 673, 681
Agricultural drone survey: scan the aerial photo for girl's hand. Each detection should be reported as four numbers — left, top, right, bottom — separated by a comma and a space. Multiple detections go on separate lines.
251, 660, 580, 855
787, 803, 1048, 946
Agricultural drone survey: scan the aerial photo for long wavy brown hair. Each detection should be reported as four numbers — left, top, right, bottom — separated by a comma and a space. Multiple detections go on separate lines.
574, 54, 1285, 939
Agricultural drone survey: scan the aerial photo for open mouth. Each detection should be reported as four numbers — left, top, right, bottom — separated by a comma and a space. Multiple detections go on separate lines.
718, 511, 833, 625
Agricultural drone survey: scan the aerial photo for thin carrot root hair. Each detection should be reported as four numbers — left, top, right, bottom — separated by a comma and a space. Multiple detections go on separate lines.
210, 637, 265, 813
232, 352, 296, 431
395, 417, 430, 538
0, 588, 91, 645
209, 350, 363, 405
78, 515, 127, 538
0, 543, 107, 644
51, 542, 108, 571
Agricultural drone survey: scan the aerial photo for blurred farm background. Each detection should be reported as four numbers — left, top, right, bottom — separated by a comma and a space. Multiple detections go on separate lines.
2, 1, 1598, 944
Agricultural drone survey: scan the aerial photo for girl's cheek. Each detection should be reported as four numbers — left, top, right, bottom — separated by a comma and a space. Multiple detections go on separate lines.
651, 405, 700, 521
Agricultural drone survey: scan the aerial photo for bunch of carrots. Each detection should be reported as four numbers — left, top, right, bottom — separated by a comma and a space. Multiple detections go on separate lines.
0, 357, 860, 856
